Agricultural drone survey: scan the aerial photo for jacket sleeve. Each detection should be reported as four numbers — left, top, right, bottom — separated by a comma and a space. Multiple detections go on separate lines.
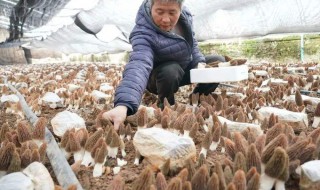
114, 31, 154, 115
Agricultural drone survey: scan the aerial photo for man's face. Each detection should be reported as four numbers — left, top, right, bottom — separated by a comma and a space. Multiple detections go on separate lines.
151, 0, 181, 32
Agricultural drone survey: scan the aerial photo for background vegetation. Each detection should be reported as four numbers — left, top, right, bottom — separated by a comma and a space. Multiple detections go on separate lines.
67, 34, 320, 64
199, 33, 320, 62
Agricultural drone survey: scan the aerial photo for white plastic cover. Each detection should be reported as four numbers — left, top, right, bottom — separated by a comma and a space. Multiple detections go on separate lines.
51, 110, 86, 137
133, 127, 196, 169
23, 0, 320, 54
301, 160, 320, 182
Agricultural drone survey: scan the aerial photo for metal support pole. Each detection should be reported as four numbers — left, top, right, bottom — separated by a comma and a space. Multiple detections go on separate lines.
6, 83, 83, 190
300, 33, 304, 62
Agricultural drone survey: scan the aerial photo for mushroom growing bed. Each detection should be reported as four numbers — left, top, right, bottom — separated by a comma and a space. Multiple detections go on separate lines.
0, 61, 320, 190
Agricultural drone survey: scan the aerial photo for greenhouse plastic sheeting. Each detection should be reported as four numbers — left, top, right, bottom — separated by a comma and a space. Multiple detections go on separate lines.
23, 0, 320, 54
28, 24, 131, 54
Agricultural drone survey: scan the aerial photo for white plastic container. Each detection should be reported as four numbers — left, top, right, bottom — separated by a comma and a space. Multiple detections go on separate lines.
253, 70, 269, 76
190, 65, 248, 83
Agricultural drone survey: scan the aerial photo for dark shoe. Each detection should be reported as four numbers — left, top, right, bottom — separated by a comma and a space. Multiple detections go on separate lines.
193, 83, 220, 96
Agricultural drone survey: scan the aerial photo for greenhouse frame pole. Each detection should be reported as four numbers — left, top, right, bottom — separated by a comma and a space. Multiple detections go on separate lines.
300, 33, 304, 62
6, 82, 83, 190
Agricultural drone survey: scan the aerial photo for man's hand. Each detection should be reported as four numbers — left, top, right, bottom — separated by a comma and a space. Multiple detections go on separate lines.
102, 105, 128, 131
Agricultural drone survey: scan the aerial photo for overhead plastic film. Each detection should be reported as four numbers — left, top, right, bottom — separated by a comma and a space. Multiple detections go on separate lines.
2, 0, 320, 54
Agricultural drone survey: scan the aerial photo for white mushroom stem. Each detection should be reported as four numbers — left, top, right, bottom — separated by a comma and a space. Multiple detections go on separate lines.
120, 139, 126, 157
35, 110, 41, 116
64, 99, 70, 107
107, 146, 118, 158
221, 147, 225, 153
67, 104, 73, 110
202, 124, 209, 132
209, 141, 219, 151
312, 116, 320, 128
38, 98, 42, 105
192, 105, 197, 113
93, 163, 105, 178
134, 150, 141, 165
261, 163, 266, 175
199, 147, 207, 158
274, 180, 285, 190
117, 158, 128, 167
121, 148, 126, 157
5, 107, 12, 114
126, 135, 131, 141
73, 149, 85, 162
113, 166, 121, 175
74, 103, 80, 110
305, 83, 312, 91
120, 134, 125, 140
183, 130, 190, 138
259, 173, 276, 190
60, 98, 65, 105
134, 157, 140, 165
143, 106, 155, 119
81, 151, 94, 166
204, 116, 213, 127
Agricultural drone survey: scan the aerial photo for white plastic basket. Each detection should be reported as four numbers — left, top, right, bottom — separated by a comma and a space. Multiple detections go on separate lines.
190, 65, 248, 83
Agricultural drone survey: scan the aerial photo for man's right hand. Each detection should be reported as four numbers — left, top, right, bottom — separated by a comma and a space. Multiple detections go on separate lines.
102, 105, 128, 131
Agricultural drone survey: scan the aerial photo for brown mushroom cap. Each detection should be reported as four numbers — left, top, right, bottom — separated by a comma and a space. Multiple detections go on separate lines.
156, 172, 168, 190
94, 141, 107, 164
0, 142, 15, 170
17, 121, 32, 143
32, 117, 47, 140
84, 129, 103, 151
191, 164, 209, 189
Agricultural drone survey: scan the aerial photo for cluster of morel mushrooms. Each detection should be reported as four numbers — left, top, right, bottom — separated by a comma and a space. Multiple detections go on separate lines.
0, 61, 320, 190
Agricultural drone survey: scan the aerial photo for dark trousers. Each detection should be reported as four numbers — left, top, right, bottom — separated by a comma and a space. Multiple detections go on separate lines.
146, 55, 226, 105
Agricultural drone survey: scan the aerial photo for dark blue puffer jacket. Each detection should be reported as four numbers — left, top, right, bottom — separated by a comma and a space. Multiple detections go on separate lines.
114, 0, 205, 115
